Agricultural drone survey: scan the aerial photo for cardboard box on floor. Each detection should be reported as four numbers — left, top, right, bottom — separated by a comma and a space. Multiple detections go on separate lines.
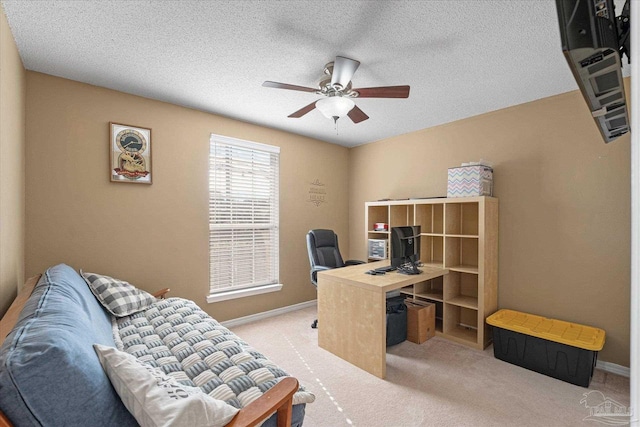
405, 299, 435, 344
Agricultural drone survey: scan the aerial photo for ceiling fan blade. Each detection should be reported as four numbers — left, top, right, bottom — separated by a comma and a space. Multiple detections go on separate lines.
352, 85, 410, 98
348, 105, 369, 124
262, 81, 317, 93
288, 101, 317, 118
331, 56, 360, 89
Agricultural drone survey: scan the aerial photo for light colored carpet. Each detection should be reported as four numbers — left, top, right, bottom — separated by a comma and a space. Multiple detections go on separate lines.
230, 306, 629, 426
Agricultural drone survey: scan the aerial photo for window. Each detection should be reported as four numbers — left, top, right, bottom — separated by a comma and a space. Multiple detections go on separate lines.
207, 135, 280, 303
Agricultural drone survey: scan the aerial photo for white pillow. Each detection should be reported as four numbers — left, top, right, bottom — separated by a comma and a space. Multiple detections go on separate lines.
94, 344, 239, 427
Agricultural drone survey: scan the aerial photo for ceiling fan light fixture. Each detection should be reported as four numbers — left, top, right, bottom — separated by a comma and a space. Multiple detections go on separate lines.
316, 96, 355, 120
264, 55, 408, 126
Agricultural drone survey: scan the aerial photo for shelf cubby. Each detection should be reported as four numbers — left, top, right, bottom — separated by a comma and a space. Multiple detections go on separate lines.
401, 277, 444, 302
367, 205, 389, 232
389, 204, 414, 228
419, 235, 444, 267
445, 202, 479, 236
444, 271, 478, 310
444, 304, 478, 344
414, 276, 444, 302
415, 203, 443, 234
444, 236, 479, 271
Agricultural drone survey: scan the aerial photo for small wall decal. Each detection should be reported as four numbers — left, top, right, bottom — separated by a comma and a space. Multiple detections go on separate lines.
308, 179, 327, 206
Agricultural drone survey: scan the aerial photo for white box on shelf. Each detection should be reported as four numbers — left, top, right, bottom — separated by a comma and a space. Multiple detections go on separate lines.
447, 165, 493, 197
368, 239, 388, 259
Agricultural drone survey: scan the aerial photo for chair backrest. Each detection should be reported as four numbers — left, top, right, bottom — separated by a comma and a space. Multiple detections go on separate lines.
306, 229, 346, 277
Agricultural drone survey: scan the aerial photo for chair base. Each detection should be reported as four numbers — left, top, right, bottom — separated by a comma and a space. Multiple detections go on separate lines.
311, 319, 318, 329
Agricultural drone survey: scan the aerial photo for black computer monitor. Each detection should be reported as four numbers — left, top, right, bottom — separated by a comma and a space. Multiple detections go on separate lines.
390, 226, 421, 275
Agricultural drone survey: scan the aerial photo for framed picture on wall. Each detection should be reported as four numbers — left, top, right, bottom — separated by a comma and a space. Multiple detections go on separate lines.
110, 122, 152, 184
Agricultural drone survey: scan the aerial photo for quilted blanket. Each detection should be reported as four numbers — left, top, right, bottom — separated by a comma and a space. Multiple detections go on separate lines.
112, 297, 314, 409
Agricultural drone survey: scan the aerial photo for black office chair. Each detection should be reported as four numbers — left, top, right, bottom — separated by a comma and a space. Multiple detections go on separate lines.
306, 229, 365, 329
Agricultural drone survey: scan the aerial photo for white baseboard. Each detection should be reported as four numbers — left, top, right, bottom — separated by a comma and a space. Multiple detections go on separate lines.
221, 299, 317, 328
597, 360, 630, 378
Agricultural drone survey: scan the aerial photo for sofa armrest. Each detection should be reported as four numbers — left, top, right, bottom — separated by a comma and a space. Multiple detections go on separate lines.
0, 411, 12, 427
225, 377, 298, 427
0, 274, 41, 427
0, 274, 41, 347
152, 288, 171, 299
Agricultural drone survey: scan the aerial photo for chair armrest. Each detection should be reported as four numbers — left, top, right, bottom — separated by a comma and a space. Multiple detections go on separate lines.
152, 288, 171, 299
225, 377, 298, 427
310, 266, 332, 286
345, 260, 366, 266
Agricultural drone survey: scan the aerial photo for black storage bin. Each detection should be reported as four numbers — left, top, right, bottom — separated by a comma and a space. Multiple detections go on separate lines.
386, 296, 407, 346
492, 327, 598, 387
487, 309, 605, 387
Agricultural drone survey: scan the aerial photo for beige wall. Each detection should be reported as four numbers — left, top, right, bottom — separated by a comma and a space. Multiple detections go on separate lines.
348, 85, 631, 366
8, 11, 631, 366
24, 72, 349, 321
0, 5, 25, 316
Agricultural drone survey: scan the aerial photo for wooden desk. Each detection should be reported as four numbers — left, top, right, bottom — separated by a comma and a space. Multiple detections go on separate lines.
317, 260, 448, 378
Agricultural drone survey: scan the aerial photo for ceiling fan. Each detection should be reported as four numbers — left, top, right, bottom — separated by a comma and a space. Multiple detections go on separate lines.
262, 56, 410, 124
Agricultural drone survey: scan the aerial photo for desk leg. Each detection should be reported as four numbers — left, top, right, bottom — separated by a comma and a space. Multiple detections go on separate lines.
317, 276, 387, 378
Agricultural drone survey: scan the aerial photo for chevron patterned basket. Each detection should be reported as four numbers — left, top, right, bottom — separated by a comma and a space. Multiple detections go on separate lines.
447, 165, 493, 198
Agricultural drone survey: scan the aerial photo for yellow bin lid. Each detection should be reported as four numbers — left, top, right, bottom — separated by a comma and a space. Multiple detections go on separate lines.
486, 309, 605, 351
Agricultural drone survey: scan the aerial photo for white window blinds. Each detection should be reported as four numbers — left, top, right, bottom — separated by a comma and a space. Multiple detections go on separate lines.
209, 135, 280, 296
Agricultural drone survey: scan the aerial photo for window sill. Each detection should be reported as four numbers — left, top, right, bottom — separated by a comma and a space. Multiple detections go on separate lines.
207, 283, 283, 303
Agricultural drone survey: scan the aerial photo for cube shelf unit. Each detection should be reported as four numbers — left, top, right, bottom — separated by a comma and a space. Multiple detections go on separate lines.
364, 196, 498, 349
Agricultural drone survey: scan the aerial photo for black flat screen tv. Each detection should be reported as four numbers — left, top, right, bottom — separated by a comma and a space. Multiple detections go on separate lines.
390, 226, 421, 275
555, 0, 630, 143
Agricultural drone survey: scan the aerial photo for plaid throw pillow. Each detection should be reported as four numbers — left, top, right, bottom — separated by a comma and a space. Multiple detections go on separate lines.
81, 270, 156, 317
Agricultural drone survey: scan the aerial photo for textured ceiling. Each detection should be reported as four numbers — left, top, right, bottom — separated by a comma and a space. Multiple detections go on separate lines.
1, 0, 631, 148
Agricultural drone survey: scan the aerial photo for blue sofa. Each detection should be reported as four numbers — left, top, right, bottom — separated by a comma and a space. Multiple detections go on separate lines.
0, 264, 307, 426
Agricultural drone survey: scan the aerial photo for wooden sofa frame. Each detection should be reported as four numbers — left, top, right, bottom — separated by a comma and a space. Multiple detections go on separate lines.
0, 275, 297, 427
